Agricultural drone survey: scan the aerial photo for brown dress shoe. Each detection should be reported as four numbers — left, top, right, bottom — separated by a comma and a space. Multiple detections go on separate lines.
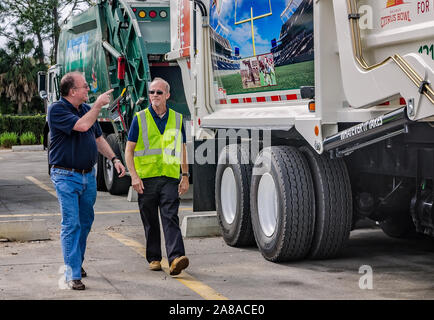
67, 280, 85, 290
149, 261, 162, 271
81, 267, 87, 278
169, 256, 189, 276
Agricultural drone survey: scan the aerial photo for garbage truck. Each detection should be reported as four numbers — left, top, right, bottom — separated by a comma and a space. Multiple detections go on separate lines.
39, 0, 434, 262
38, 0, 191, 195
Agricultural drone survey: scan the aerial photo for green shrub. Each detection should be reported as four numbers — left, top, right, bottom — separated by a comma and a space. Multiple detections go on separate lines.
0, 115, 45, 139
0, 132, 18, 148
20, 132, 37, 145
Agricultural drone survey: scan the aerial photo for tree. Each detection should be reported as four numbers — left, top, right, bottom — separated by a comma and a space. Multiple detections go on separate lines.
0, 48, 15, 114
0, 0, 93, 114
0, 30, 45, 114
0, 0, 94, 64
0, 1, 49, 64
0, 0, 94, 113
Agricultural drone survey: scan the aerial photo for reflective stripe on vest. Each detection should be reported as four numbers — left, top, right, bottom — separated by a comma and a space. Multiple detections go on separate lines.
134, 110, 182, 158
133, 108, 182, 179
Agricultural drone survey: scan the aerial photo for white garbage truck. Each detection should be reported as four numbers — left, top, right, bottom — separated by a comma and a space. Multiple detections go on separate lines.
168, 0, 434, 262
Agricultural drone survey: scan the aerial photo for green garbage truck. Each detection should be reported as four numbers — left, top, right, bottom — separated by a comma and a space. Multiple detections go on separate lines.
38, 0, 190, 195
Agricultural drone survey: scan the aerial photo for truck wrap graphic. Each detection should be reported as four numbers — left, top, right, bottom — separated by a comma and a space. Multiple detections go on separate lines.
210, 0, 314, 98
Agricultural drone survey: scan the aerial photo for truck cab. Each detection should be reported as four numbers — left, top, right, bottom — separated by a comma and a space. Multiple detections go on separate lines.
38, 64, 61, 154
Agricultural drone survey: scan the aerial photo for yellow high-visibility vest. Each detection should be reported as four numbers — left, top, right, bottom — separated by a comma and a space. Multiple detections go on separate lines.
134, 108, 182, 179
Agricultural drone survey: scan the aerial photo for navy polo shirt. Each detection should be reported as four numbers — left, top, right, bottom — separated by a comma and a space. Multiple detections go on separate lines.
47, 97, 102, 169
128, 105, 186, 143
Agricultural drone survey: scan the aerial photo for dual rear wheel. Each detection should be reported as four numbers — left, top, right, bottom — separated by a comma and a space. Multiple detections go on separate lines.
215, 144, 353, 262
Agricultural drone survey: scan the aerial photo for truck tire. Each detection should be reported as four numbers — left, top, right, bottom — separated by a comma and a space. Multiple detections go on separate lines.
94, 133, 107, 191
95, 153, 107, 191
103, 133, 130, 195
250, 146, 314, 262
215, 144, 255, 247
300, 146, 352, 259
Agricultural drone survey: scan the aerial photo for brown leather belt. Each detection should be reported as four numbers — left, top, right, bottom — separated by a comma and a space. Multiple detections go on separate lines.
51, 165, 93, 174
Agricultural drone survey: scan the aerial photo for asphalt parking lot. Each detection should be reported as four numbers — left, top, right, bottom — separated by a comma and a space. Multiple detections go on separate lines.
0, 149, 433, 300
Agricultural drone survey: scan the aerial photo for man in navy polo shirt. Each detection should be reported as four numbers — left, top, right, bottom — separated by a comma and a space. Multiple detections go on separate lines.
48, 71, 126, 290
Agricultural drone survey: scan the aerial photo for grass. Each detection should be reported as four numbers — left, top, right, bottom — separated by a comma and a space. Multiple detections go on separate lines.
20, 132, 37, 145
219, 60, 314, 95
0, 132, 18, 148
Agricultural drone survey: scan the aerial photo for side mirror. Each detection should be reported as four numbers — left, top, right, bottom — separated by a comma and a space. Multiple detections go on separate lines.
38, 71, 47, 99
39, 90, 48, 100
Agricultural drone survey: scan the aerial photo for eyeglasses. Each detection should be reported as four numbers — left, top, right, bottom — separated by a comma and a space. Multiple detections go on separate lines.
149, 90, 164, 95
74, 83, 90, 90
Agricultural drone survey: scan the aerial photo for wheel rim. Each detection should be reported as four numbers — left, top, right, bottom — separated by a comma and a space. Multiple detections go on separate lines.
221, 167, 237, 224
105, 158, 114, 185
257, 173, 278, 237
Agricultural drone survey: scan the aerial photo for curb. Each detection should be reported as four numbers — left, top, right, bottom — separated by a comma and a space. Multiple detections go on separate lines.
0, 219, 50, 242
181, 212, 221, 238
12, 145, 44, 152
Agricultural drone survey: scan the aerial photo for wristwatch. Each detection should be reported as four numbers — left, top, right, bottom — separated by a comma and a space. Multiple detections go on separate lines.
182, 172, 190, 178
111, 156, 120, 164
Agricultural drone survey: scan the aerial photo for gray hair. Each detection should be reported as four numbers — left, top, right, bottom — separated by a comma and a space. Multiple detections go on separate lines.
151, 77, 170, 93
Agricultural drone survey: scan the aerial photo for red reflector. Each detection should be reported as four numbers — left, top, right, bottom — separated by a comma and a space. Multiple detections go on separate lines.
132, 8, 137, 12
149, 10, 157, 18
117, 57, 126, 80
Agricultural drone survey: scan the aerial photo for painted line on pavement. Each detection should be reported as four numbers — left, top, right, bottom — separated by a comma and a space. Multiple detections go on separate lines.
106, 231, 228, 300
25, 176, 57, 198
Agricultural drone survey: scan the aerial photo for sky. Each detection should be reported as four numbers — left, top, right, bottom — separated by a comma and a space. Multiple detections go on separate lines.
210, 0, 303, 57
0, 19, 12, 49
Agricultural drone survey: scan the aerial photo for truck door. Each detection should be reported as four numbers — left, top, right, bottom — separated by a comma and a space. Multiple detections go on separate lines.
46, 65, 61, 106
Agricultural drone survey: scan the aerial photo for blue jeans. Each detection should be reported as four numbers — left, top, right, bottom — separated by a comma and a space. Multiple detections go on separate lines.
50, 167, 96, 281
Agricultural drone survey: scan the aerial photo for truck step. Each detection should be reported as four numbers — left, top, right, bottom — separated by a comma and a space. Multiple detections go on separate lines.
323, 107, 409, 157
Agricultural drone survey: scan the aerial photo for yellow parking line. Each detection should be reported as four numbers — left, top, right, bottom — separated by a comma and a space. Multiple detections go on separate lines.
106, 231, 228, 300
25, 176, 57, 198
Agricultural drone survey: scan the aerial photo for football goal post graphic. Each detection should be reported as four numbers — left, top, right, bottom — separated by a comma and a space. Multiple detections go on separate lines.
235, 0, 272, 56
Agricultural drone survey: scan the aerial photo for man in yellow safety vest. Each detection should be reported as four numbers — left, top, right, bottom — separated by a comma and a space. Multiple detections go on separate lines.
125, 77, 190, 276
